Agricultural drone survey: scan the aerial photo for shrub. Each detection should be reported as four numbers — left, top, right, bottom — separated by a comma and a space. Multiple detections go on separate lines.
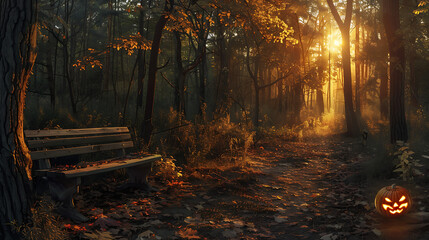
159, 109, 254, 167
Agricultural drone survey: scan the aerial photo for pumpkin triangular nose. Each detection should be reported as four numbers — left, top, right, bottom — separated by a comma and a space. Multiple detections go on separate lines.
394, 202, 398, 207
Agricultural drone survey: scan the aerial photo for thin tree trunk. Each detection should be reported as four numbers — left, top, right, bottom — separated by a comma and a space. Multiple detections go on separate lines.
104, 0, 113, 91
137, 0, 146, 108
0, 1, 37, 239
174, 31, 186, 116
355, 7, 361, 115
277, 70, 283, 112
197, 14, 208, 116
142, 0, 173, 144
215, 12, 229, 114
327, 0, 360, 136
46, 53, 55, 109
409, 49, 419, 109
378, 32, 389, 120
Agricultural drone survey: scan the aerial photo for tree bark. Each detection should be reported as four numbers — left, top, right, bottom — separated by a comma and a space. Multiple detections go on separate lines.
142, 0, 173, 144
378, 32, 389, 120
0, 1, 37, 239
137, 0, 146, 108
174, 31, 186, 116
215, 12, 230, 115
197, 13, 208, 116
355, 7, 361, 115
327, 0, 360, 136
382, 0, 408, 143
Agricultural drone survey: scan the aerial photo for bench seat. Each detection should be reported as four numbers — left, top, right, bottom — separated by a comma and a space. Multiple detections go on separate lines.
34, 154, 161, 178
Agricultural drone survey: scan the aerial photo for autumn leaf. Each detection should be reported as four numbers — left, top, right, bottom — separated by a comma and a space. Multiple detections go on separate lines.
93, 215, 121, 229
177, 228, 200, 239
83, 231, 114, 240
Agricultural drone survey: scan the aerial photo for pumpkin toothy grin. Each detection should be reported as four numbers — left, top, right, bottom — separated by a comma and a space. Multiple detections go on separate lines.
388, 209, 404, 214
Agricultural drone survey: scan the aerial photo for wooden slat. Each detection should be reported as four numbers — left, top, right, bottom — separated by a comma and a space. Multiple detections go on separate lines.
24, 127, 129, 138
34, 155, 161, 178
30, 141, 134, 160
27, 134, 131, 149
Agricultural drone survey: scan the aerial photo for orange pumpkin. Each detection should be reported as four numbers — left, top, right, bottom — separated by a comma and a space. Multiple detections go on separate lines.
375, 184, 411, 217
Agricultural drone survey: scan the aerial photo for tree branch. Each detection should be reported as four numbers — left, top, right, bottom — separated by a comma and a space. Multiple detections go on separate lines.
344, 0, 354, 27
260, 68, 293, 89
161, 72, 177, 90
183, 47, 205, 75
326, 0, 345, 29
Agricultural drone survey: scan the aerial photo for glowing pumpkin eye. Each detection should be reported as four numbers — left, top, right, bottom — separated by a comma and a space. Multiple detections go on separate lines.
399, 196, 406, 202
384, 197, 392, 202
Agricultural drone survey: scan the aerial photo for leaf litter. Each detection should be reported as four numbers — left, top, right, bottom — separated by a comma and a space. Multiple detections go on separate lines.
60, 135, 429, 239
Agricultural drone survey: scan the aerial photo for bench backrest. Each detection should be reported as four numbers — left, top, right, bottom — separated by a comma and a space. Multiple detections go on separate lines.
24, 127, 133, 164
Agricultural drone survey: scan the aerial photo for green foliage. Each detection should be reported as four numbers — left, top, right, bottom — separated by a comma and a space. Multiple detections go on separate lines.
393, 142, 424, 181
12, 196, 67, 240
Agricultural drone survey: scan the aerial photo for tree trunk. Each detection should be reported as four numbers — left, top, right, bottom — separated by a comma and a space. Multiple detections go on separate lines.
316, 89, 324, 116
327, 0, 360, 136
197, 14, 208, 116
290, 14, 303, 124
174, 31, 186, 116
341, 30, 360, 136
378, 32, 389, 120
355, 7, 361, 115
0, 1, 37, 239
46, 53, 56, 109
382, 0, 408, 143
215, 13, 230, 115
277, 71, 283, 112
137, 0, 146, 108
409, 49, 419, 109
292, 82, 302, 124
379, 60, 389, 120
104, 0, 113, 91
142, 0, 173, 144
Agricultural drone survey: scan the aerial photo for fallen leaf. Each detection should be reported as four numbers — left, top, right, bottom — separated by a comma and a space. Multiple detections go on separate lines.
320, 233, 337, 240
372, 228, 381, 237
83, 231, 114, 240
274, 216, 288, 223
177, 228, 200, 239
195, 204, 204, 210
222, 229, 237, 238
137, 230, 154, 239
93, 216, 121, 229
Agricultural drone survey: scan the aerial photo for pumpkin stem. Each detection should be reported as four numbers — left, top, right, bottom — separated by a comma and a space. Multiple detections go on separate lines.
391, 184, 396, 189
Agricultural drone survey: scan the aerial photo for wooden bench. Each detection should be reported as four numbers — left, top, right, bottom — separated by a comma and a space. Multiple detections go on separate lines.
25, 127, 161, 222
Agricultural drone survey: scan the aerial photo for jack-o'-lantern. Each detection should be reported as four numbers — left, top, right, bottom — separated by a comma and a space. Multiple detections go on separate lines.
374, 184, 411, 217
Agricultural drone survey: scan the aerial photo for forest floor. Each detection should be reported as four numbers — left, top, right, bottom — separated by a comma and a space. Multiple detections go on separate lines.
65, 134, 429, 240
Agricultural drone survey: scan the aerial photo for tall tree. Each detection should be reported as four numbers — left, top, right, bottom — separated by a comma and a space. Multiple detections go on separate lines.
355, 5, 361, 115
0, 0, 37, 239
327, 0, 360, 136
382, 0, 408, 143
142, 0, 174, 144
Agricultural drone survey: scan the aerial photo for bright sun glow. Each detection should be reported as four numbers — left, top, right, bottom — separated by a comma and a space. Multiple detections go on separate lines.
333, 39, 341, 47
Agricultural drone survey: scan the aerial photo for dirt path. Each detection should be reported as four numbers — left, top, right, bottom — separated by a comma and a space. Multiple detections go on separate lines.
69, 135, 429, 239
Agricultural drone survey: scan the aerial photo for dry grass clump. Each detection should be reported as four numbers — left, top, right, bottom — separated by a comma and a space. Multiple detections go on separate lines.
12, 196, 67, 240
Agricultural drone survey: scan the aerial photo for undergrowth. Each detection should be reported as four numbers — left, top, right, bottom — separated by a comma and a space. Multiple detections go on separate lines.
12, 196, 67, 240
156, 108, 255, 169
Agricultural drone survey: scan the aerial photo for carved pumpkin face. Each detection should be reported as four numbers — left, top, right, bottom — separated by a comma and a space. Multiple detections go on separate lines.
375, 184, 411, 217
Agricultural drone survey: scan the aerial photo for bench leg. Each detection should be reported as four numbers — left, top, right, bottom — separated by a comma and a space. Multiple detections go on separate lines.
48, 177, 89, 223
118, 162, 157, 192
